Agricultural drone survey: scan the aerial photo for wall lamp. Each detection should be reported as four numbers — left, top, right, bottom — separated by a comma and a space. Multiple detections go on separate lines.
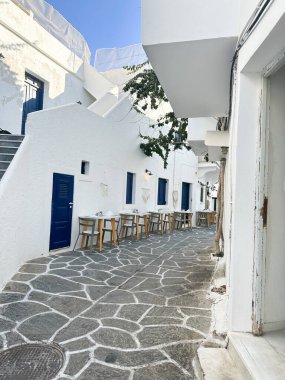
145, 169, 153, 176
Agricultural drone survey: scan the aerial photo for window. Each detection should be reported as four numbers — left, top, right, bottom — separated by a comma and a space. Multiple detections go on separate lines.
200, 187, 204, 202
157, 178, 168, 205
126, 172, 135, 204
81, 161, 90, 175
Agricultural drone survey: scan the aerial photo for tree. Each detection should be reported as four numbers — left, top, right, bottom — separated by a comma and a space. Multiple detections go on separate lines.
123, 62, 190, 168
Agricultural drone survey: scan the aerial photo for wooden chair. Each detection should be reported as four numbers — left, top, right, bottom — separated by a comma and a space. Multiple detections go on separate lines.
73, 217, 99, 252
138, 215, 149, 238
120, 214, 136, 239
163, 213, 172, 233
102, 218, 120, 244
173, 212, 183, 230
149, 212, 162, 234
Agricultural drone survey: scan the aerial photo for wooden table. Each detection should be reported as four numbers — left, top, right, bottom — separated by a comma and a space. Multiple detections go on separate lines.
120, 212, 149, 240
80, 215, 120, 253
149, 211, 173, 234
177, 211, 193, 230
196, 211, 212, 227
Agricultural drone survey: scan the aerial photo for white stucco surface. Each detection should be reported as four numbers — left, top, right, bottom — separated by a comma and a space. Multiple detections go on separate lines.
0, 0, 95, 134
265, 64, 285, 330
0, 99, 198, 289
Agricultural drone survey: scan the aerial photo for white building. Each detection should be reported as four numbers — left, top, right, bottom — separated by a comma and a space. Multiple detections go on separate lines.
142, 0, 285, 377
0, 0, 199, 289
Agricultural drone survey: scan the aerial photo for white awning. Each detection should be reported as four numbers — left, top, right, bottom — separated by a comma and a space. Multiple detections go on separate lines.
14, 0, 91, 61
95, 44, 148, 72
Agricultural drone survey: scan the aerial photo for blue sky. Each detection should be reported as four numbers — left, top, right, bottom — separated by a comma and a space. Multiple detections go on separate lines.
47, 0, 141, 61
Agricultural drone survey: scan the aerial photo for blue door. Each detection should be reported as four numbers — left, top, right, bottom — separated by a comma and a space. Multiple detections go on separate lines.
21, 73, 44, 135
158, 178, 167, 205
49, 173, 74, 251
181, 182, 191, 210
126, 172, 134, 204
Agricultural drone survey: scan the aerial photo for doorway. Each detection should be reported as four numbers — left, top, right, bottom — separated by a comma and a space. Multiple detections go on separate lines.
21, 73, 44, 134
181, 182, 191, 211
49, 173, 74, 251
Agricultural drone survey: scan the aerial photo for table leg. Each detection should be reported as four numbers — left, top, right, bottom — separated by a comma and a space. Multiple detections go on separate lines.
144, 215, 148, 238
207, 213, 210, 227
136, 215, 139, 240
169, 214, 172, 233
190, 214, 193, 230
111, 218, 117, 247
184, 214, 186, 230
98, 219, 103, 253
161, 215, 164, 234
120, 217, 125, 239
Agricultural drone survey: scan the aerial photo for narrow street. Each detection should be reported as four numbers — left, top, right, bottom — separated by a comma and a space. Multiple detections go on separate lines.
0, 228, 216, 379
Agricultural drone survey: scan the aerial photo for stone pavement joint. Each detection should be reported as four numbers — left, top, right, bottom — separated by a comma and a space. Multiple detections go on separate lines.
0, 228, 216, 379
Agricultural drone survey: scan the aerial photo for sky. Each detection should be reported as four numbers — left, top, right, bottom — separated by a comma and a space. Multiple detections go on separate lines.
47, 0, 142, 62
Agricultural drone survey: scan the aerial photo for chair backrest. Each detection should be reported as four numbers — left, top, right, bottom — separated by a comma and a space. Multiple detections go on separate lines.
79, 217, 96, 233
120, 213, 135, 224
150, 212, 161, 223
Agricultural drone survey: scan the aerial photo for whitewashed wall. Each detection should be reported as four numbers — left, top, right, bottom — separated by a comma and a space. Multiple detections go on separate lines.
264, 64, 285, 331
0, 0, 95, 135
0, 99, 198, 289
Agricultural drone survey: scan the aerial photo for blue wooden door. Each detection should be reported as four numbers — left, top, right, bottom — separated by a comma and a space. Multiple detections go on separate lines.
21, 73, 44, 135
181, 182, 191, 210
158, 178, 167, 205
126, 172, 134, 204
49, 173, 74, 251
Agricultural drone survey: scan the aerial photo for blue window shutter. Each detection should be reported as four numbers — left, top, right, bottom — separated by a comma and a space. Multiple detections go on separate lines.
126, 172, 133, 204
158, 178, 167, 205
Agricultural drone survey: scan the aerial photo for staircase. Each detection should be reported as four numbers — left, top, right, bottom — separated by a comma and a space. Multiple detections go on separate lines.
0, 135, 24, 180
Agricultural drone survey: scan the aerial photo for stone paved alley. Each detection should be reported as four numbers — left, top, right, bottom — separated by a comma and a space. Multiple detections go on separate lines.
0, 228, 216, 379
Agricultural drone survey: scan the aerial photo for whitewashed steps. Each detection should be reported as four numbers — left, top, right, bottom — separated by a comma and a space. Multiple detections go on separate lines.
0, 135, 24, 180
228, 332, 285, 380
195, 347, 243, 380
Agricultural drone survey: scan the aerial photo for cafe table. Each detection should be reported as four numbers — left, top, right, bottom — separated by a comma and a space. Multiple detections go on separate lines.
80, 214, 120, 253
196, 211, 213, 227
120, 211, 150, 240
175, 210, 193, 230
149, 210, 174, 234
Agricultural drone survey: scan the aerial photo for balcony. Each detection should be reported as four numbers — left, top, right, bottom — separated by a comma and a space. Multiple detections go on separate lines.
142, 0, 239, 118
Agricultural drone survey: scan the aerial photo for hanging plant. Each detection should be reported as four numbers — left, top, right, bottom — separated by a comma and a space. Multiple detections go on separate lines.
123, 62, 190, 168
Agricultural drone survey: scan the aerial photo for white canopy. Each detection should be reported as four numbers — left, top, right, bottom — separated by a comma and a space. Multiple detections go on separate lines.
15, 0, 91, 61
95, 44, 147, 72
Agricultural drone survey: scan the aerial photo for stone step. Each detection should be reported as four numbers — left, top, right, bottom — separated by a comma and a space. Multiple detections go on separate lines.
0, 153, 14, 162
0, 140, 22, 147
0, 146, 18, 154
195, 347, 243, 380
0, 170, 5, 179
228, 332, 285, 380
0, 161, 10, 170
0, 134, 24, 141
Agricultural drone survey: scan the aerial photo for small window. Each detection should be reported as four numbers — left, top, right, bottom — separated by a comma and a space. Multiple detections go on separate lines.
81, 161, 90, 175
200, 187, 204, 202
157, 178, 168, 205
126, 172, 135, 204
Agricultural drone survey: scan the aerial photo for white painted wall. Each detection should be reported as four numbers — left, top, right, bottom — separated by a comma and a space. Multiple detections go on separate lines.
227, 71, 261, 332
0, 99, 198, 289
0, 0, 95, 135
142, 0, 239, 46
264, 64, 285, 331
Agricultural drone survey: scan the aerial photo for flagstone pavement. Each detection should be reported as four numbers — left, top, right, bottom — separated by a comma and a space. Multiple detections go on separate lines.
0, 227, 216, 379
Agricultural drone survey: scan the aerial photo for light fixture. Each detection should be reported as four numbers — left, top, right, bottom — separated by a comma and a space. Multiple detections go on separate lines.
145, 169, 153, 176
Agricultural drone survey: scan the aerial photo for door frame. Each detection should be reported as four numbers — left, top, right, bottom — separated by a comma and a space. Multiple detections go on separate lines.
49, 173, 74, 251
181, 181, 191, 211
252, 77, 270, 335
21, 72, 44, 135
